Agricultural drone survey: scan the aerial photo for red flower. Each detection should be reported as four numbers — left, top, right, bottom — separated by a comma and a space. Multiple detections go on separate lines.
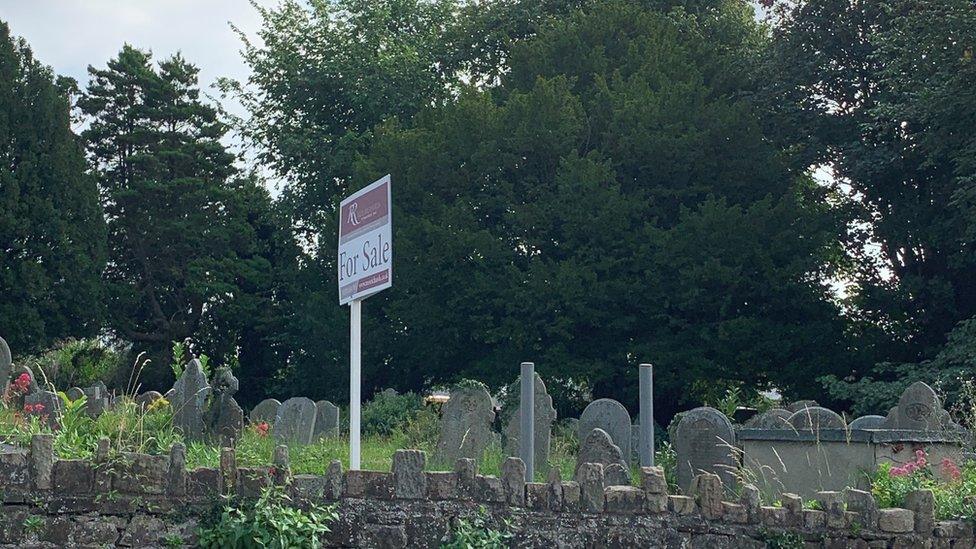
23, 403, 45, 415
253, 422, 270, 437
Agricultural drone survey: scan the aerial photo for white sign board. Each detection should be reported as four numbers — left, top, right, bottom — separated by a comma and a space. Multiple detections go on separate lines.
338, 175, 392, 305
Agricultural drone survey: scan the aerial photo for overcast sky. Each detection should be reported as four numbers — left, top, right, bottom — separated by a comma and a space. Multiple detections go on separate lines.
0, 0, 269, 106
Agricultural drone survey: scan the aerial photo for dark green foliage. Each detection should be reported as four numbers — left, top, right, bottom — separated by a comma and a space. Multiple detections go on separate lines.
361, 390, 423, 437
764, 0, 976, 408
197, 487, 336, 549
0, 21, 106, 355
78, 46, 297, 393
28, 339, 125, 390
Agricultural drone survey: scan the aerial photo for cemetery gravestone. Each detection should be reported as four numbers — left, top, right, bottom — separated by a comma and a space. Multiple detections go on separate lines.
205, 366, 244, 445
0, 336, 10, 393
743, 409, 792, 429
849, 415, 887, 430
503, 373, 557, 473
171, 359, 211, 440
66, 387, 85, 401
786, 400, 818, 413
887, 382, 943, 430
25, 390, 61, 428
250, 399, 281, 426
274, 397, 317, 445
135, 391, 163, 408
575, 428, 627, 483
313, 400, 340, 439
674, 407, 736, 492
787, 407, 846, 432
579, 398, 632, 466
435, 383, 494, 466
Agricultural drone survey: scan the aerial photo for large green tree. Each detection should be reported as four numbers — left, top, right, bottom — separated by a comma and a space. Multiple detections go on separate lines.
0, 21, 106, 355
250, 0, 854, 418
764, 0, 976, 411
80, 46, 294, 392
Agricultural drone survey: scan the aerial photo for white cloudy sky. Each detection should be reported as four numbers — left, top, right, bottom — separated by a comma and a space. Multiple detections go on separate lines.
0, 0, 269, 101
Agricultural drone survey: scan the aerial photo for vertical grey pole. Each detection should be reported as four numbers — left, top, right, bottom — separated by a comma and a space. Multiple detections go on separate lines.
639, 363, 655, 467
520, 361, 535, 481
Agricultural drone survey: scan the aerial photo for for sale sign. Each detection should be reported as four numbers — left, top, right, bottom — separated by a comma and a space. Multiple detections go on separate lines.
338, 175, 392, 305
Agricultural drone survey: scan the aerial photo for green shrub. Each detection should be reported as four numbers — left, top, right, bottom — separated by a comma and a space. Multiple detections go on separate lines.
871, 450, 976, 520
28, 339, 124, 390
198, 486, 336, 549
440, 508, 512, 549
361, 390, 422, 437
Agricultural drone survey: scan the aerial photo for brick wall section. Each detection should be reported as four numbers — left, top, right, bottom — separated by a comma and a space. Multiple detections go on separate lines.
0, 434, 972, 548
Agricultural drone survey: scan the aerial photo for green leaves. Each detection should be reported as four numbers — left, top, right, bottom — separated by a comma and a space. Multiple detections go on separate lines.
197, 487, 336, 549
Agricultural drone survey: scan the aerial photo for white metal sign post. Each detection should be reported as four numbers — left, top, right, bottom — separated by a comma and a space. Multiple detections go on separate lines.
338, 174, 393, 470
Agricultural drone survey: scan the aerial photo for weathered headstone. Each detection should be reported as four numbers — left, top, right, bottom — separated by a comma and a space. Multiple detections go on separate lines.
274, 397, 317, 445
788, 406, 846, 432
674, 407, 736, 492
66, 387, 85, 401
250, 399, 281, 426
0, 336, 10, 393
743, 409, 792, 429
205, 366, 244, 445
849, 415, 887, 430
579, 398, 632, 466
313, 400, 340, 439
434, 383, 494, 466
786, 400, 818, 413
25, 390, 61, 428
170, 359, 211, 440
884, 382, 943, 430
82, 385, 109, 416
575, 428, 627, 483
503, 373, 557, 473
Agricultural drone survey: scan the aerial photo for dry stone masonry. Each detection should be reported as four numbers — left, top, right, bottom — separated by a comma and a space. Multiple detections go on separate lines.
0, 435, 971, 548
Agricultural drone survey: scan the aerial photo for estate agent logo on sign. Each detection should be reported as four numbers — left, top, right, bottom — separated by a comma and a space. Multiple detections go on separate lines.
338, 175, 393, 304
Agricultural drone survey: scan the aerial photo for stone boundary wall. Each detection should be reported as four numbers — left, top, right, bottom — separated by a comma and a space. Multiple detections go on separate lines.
0, 435, 972, 548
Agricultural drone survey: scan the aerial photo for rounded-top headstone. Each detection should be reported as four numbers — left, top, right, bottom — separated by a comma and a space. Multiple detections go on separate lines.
274, 397, 317, 445
579, 398, 632, 466
895, 381, 942, 430
743, 408, 792, 429
66, 387, 86, 401
849, 415, 887, 430
250, 398, 281, 425
312, 400, 340, 439
787, 406, 846, 431
786, 400, 818, 413
434, 383, 495, 466
673, 406, 736, 492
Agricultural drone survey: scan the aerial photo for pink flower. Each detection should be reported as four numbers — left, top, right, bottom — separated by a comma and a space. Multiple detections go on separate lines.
253, 422, 270, 437
889, 466, 907, 477
941, 457, 962, 481
915, 449, 926, 460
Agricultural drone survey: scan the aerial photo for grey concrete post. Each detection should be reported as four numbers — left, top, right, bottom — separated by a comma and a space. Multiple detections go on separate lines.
639, 363, 654, 467
520, 361, 535, 481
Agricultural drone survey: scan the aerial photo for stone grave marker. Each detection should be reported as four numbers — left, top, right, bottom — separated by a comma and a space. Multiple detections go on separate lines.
787, 406, 846, 432
82, 384, 109, 416
274, 397, 317, 445
743, 408, 792, 429
250, 399, 281, 426
849, 415, 886, 430
205, 366, 244, 445
674, 407, 736, 492
25, 390, 61, 428
503, 372, 556, 473
313, 400, 340, 439
579, 398, 632, 466
0, 336, 10, 393
66, 387, 85, 401
434, 383, 494, 466
786, 400, 818, 413
171, 359, 211, 440
884, 382, 943, 430
135, 391, 163, 408
575, 427, 627, 484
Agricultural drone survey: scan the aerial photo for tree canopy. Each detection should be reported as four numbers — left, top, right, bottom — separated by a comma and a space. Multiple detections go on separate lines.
0, 21, 105, 354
